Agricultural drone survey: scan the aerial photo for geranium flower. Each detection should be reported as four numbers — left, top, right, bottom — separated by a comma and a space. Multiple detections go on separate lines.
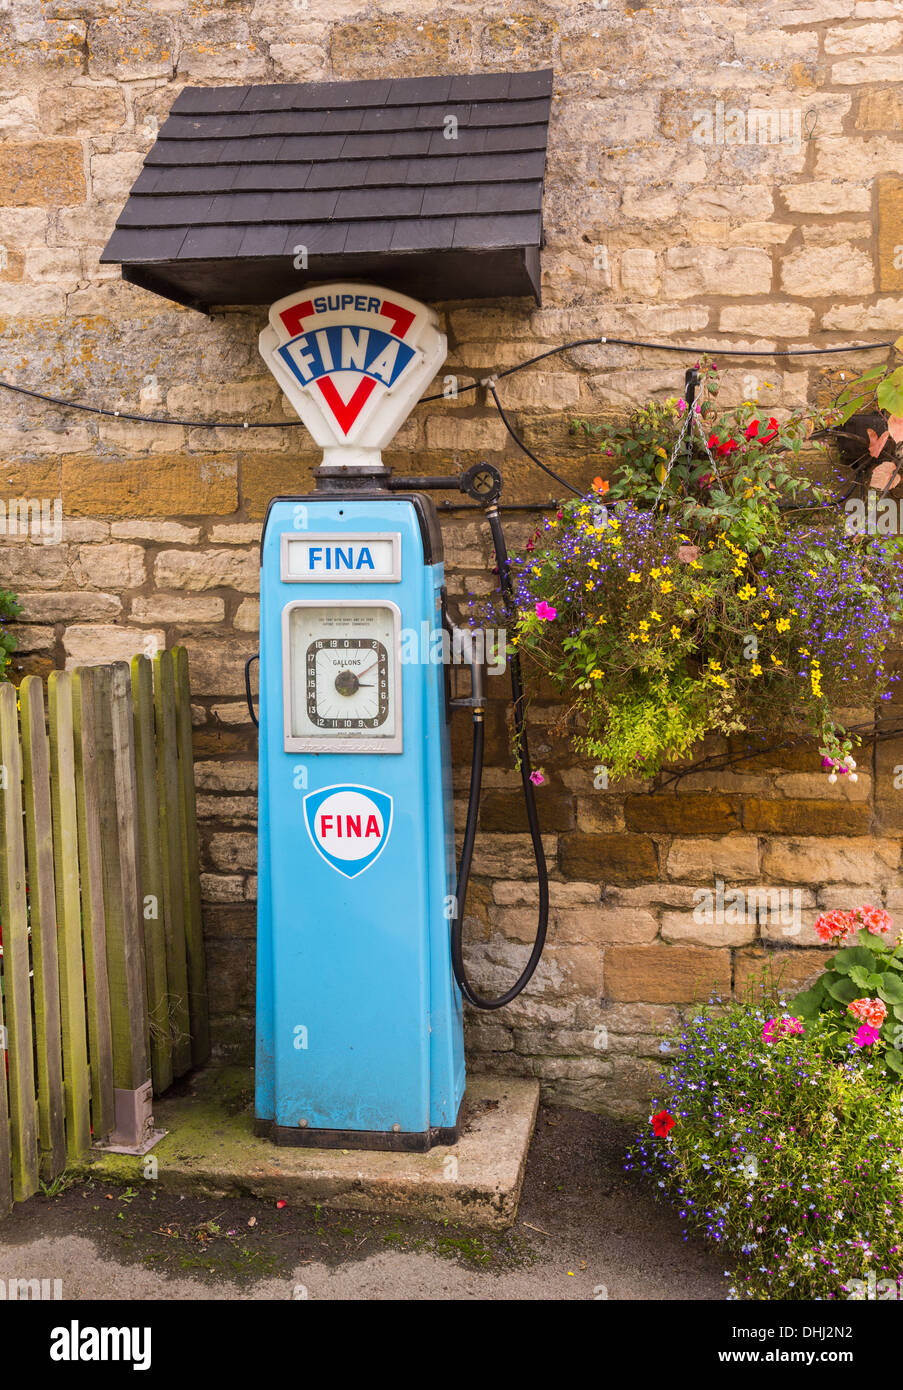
651, 1110, 675, 1137
848, 998, 887, 1029
856, 904, 892, 937
853, 1024, 881, 1048
813, 909, 856, 944
535, 600, 557, 621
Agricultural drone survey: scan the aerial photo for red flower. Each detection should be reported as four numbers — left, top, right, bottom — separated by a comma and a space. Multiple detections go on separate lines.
759, 417, 779, 446
651, 1110, 676, 1138
707, 433, 720, 450
745, 420, 760, 440
717, 438, 739, 457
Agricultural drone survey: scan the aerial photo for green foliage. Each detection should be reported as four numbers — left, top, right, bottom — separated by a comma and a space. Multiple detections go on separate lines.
627, 995, 903, 1300
0, 586, 19, 681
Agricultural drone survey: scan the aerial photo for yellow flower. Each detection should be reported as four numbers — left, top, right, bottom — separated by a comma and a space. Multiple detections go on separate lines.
775, 617, 790, 633
628, 571, 641, 582
710, 674, 728, 688
750, 662, 762, 676
770, 654, 781, 666
761, 609, 770, 620
662, 565, 672, 575
628, 631, 638, 642
640, 633, 650, 644
766, 586, 775, 600
588, 558, 599, 570
596, 615, 607, 626
650, 567, 661, 580
738, 584, 757, 601
589, 668, 603, 679
709, 660, 722, 671
690, 560, 702, 570
650, 610, 662, 622
585, 580, 595, 591
638, 620, 650, 631
660, 580, 673, 594
670, 625, 681, 639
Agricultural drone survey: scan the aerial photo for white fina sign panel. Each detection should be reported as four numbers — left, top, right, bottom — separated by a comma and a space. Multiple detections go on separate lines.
259, 282, 447, 468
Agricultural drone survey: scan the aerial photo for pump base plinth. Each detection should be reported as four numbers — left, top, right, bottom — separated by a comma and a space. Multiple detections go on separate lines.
253, 1115, 459, 1152
80, 1068, 539, 1230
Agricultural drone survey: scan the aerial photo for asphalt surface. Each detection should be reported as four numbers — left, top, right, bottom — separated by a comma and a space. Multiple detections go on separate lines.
0, 1103, 725, 1301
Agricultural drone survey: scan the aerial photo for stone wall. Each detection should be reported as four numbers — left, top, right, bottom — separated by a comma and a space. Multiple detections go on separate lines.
2, 0, 903, 1116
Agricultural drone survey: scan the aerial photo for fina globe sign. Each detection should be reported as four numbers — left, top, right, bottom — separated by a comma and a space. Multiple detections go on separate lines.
259, 283, 446, 465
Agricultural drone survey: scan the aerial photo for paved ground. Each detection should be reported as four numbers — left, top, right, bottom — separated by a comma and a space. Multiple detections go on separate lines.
0, 1104, 725, 1301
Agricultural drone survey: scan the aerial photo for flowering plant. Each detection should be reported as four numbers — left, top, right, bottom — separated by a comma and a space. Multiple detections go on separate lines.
792, 905, 903, 1080
0, 586, 19, 682
627, 993, 903, 1300
507, 367, 903, 779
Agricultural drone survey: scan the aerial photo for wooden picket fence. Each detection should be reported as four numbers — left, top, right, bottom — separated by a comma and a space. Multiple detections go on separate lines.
0, 647, 209, 1214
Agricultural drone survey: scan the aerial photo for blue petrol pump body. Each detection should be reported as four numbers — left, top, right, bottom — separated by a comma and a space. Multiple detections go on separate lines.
254, 492, 466, 1148
253, 283, 549, 1150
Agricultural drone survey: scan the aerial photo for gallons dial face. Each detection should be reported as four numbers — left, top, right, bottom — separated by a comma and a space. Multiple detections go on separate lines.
287, 603, 399, 742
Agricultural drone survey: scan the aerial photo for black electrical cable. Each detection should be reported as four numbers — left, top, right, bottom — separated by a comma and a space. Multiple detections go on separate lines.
486, 381, 582, 497
0, 333, 893, 426
450, 505, 549, 1010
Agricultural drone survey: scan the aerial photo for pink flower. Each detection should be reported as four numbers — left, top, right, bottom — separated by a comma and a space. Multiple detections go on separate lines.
763, 1016, 805, 1043
535, 600, 557, 621
530, 769, 545, 786
813, 909, 855, 944
849, 998, 887, 1029
853, 1024, 881, 1048
855, 904, 892, 937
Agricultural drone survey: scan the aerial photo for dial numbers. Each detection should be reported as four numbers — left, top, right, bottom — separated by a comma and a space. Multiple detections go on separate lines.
306, 637, 389, 728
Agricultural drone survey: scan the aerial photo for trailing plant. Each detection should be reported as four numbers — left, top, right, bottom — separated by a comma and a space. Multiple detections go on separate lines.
503, 364, 903, 780
627, 989, 903, 1300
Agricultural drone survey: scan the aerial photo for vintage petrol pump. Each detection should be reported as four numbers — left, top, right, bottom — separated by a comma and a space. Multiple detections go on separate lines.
252, 283, 548, 1150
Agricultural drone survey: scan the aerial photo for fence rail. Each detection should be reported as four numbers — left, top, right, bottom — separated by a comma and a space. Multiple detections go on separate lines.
0, 647, 209, 1217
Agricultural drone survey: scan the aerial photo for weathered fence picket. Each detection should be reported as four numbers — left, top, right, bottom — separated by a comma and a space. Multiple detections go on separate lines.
0, 646, 208, 1218
131, 656, 173, 1095
154, 650, 193, 1080
48, 670, 93, 1163
0, 682, 39, 1202
72, 666, 115, 1140
20, 676, 66, 1182
174, 646, 210, 1069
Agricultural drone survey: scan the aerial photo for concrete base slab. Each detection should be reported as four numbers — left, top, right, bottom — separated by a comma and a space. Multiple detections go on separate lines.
81, 1068, 540, 1231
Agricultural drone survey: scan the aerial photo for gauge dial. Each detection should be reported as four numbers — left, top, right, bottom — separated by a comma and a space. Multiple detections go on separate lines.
287, 602, 399, 745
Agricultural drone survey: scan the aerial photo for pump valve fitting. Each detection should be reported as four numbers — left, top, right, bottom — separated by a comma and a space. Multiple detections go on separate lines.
460, 461, 502, 505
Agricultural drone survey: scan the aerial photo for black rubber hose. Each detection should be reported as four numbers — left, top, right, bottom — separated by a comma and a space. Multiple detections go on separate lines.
450, 507, 550, 1010
245, 653, 259, 728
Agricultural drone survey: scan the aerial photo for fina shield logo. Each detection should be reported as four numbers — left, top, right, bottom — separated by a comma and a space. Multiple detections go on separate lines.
303, 784, 393, 879
259, 283, 446, 456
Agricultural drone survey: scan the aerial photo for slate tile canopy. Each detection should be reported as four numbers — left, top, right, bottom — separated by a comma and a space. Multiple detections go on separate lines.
101, 70, 552, 311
